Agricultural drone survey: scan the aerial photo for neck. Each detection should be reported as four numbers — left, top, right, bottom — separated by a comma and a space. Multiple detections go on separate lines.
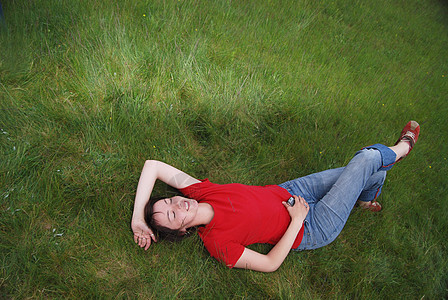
191, 203, 214, 227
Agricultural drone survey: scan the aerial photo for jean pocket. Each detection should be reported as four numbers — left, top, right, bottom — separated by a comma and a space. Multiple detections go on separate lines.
294, 219, 313, 251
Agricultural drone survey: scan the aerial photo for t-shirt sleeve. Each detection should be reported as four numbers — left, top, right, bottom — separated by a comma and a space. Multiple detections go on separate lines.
179, 179, 209, 200
202, 238, 245, 269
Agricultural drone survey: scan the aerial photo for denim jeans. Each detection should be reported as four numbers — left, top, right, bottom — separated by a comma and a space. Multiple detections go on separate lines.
278, 144, 396, 250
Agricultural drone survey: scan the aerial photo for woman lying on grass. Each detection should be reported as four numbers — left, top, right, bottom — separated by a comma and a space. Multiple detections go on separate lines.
131, 121, 420, 272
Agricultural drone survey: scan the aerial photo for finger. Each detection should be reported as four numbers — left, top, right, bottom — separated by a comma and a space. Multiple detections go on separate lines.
294, 195, 304, 205
282, 202, 293, 213
150, 233, 157, 243
304, 201, 310, 211
145, 239, 151, 250
303, 198, 309, 206
135, 234, 144, 245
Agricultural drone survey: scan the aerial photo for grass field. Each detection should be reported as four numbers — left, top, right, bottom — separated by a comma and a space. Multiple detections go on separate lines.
1, 0, 448, 298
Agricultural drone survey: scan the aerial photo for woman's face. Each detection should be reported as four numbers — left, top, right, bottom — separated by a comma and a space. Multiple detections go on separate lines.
152, 196, 199, 232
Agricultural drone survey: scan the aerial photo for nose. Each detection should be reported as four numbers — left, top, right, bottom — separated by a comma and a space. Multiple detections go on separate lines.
172, 198, 183, 210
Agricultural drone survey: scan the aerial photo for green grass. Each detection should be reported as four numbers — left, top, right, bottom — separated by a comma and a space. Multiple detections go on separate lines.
1, 0, 448, 298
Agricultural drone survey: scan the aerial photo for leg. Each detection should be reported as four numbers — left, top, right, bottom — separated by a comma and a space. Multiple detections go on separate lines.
279, 168, 387, 206
357, 120, 420, 211
358, 170, 387, 202
294, 121, 420, 250
296, 145, 396, 250
357, 170, 386, 211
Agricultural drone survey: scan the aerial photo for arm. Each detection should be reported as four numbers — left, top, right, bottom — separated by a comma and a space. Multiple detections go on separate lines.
233, 195, 309, 272
131, 160, 200, 250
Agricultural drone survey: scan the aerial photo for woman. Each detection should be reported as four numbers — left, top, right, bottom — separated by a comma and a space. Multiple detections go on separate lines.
131, 121, 420, 272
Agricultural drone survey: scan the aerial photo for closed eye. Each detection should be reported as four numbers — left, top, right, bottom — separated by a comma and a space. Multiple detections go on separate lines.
170, 198, 175, 220
164, 199, 171, 221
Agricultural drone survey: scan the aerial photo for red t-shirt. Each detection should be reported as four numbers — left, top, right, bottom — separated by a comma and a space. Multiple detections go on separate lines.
180, 179, 305, 268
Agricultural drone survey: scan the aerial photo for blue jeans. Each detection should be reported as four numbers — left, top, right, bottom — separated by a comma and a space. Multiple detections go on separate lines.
278, 144, 396, 250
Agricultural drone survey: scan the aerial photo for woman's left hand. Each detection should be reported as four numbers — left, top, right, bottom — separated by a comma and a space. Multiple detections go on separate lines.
282, 195, 309, 222
131, 218, 156, 251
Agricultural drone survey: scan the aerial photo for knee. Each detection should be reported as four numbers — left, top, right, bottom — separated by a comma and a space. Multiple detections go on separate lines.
369, 171, 386, 186
355, 148, 380, 161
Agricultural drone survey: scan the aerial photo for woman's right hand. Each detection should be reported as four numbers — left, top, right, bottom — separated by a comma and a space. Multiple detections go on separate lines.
282, 195, 309, 222
131, 218, 156, 251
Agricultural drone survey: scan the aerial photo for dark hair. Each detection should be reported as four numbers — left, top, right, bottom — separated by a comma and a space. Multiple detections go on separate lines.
144, 196, 197, 242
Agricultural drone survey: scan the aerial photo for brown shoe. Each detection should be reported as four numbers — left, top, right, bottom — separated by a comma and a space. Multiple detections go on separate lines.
394, 120, 420, 162
359, 201, 382, 212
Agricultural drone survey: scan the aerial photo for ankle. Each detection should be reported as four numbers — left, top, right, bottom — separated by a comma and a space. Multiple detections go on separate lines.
397, 139, 411, 151
358, 200, 371, 207
389, 142, 410, 161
